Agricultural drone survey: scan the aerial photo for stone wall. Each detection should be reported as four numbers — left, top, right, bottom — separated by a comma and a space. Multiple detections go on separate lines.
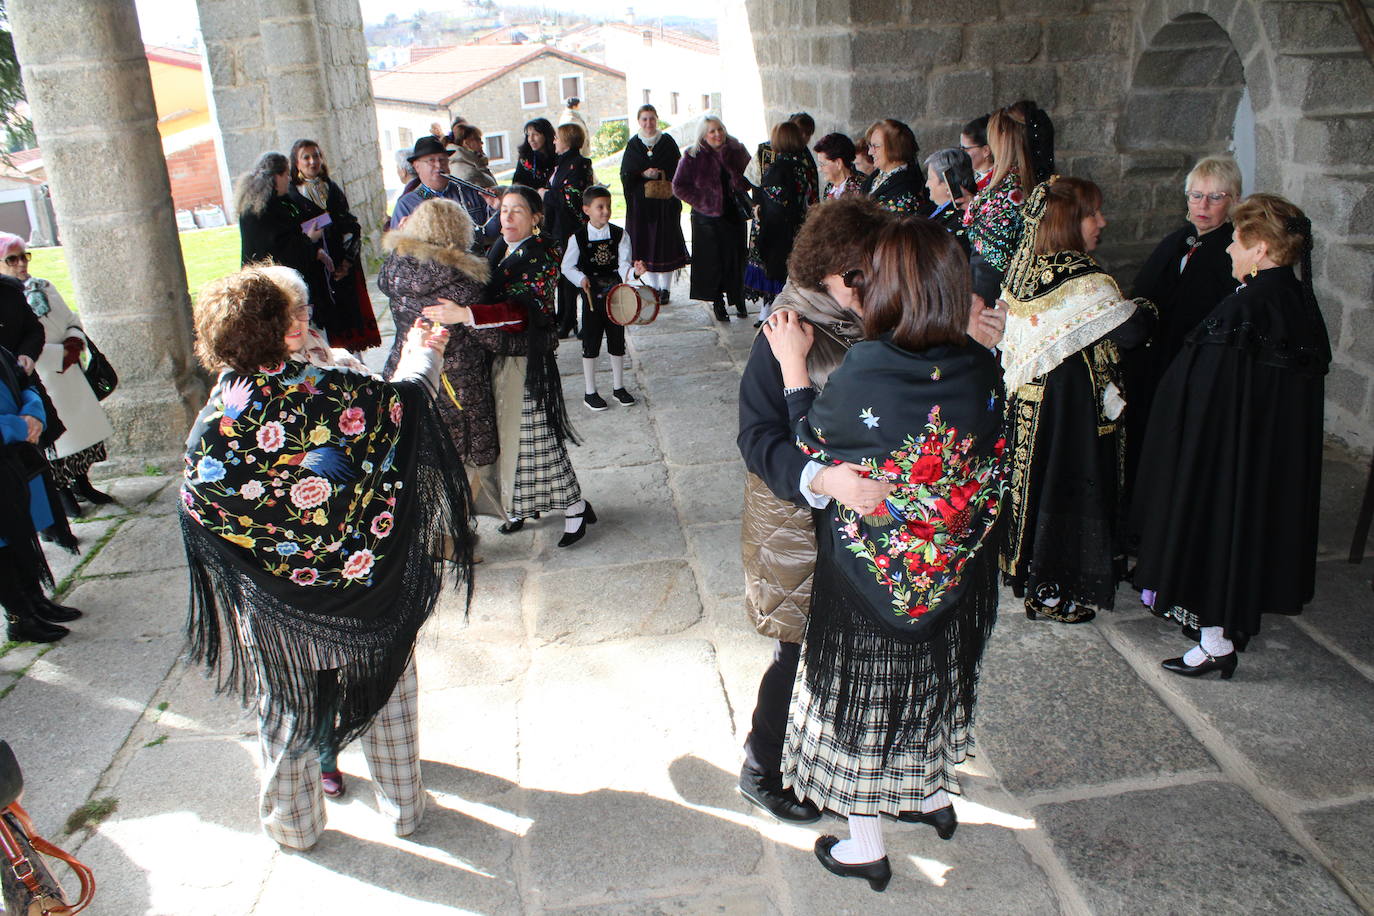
743, 0, 1374, 453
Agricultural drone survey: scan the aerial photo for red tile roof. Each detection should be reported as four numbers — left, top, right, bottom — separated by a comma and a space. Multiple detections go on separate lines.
371, 45, 624, 108
144, 44, 203, 70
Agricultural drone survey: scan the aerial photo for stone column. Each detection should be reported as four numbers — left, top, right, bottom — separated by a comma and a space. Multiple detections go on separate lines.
9, 0, 206, 472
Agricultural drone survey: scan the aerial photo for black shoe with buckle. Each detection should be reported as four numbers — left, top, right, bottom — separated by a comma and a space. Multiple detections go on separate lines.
737, 766, 821, 824
894, 804, 957, 839
813, 836, 891, 892
584, 392, 608, 412
611, 388, 635, 406
1162, 649, 1238, 679
557, 501, 597, 548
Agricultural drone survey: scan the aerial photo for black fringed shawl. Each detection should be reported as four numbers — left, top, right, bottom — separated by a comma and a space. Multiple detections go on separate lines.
485, 235, 579, 446
180, 362, 474, 753
792, 337, 1007, 758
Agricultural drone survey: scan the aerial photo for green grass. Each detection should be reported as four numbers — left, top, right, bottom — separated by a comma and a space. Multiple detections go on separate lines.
64, 796, 118, 835
143, 734, 168, 748
29, 225, 241, 313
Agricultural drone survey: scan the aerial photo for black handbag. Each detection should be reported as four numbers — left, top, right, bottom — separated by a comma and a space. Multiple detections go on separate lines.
82, 337, 117, 401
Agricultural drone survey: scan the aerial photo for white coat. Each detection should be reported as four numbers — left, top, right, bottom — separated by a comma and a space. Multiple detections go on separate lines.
29, 279, 114, 459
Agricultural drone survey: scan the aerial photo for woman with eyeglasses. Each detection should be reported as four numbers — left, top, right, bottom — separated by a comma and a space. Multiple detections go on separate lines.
0, 233, 115, 518
1123, 157, 1243, 507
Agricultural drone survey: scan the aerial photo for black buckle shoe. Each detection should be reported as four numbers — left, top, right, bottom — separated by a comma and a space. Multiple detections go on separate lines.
1162, 649, 1238, 679
813, 836, 891, 892
557, 501, 597, 548
894, 804, 957, 839
31, 593, 82, 623
737, 768, 821, 824
7, 613, 69, 644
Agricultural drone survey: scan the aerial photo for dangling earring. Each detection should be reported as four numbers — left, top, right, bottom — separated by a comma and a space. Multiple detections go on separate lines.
1248, 262, 1258, 279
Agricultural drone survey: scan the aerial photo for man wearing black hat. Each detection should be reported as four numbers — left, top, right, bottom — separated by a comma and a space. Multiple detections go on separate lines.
392, 136, 492, 232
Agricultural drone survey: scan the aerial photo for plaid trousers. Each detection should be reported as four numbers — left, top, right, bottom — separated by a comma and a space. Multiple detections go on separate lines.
258, 656, 424, 850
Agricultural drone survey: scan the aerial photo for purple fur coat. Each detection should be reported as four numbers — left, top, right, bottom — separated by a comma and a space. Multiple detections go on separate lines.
672, 136, 752, 217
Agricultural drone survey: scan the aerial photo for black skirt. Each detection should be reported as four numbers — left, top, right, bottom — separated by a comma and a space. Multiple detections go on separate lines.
689, 211, 746, 306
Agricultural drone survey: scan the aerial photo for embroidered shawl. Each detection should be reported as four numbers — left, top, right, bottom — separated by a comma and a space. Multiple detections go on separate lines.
999, 178, 1138, 393
180, 362, 473, 752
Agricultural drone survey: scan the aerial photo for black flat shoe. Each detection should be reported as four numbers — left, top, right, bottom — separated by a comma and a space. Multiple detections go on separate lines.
73, 477, 115, 505
894, 804, 957, 839
557, 501, 597, 548
814, 836, 891, 892
498, 518, 525, 534
1162, 650, 1238, 679
712, 303, 728, 321
737, 767, 821, 824
31, 594, 82, 623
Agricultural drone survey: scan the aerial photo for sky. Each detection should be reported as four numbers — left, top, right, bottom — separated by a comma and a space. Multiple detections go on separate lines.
134, 0, 712, 47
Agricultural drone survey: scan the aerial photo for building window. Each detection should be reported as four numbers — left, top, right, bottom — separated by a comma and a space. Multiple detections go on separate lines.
642, 30, 653, 45
671, 92, 680, 115
642, 88, 651, 105
383, 129, 392, 150
560, 74, 583, 103
398, 126, 413, 148
702, 94, 711, 111
485, 131, 509, 164
520, 78, 545, 108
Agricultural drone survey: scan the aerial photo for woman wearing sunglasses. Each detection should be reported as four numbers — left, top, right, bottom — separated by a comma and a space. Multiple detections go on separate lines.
0, 233, 115, 517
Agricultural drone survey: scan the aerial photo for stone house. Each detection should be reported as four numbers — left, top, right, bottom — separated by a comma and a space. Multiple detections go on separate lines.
555, 22, 723, 125
371, 44, 625, 188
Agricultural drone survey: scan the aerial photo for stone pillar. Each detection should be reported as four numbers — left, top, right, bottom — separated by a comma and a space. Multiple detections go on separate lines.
9, 0, 206, 472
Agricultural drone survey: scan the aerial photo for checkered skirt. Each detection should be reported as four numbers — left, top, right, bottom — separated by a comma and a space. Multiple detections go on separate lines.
509, 388, 581, 518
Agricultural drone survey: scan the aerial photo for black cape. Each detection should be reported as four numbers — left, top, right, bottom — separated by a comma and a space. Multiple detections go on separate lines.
1132, 267, 1330, 635
620, 135, 689, 273
868, 166, 934, 216
287, 180, 381, 352
239, 195, 332, 322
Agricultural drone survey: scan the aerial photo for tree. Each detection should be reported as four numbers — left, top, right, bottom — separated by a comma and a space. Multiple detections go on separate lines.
0, 0, 36, 153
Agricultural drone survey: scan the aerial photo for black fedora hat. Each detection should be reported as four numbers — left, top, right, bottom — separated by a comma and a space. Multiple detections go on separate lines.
407, 136, 449, 163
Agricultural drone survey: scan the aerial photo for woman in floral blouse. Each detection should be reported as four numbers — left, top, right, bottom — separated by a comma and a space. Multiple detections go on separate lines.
962, 107, 1035, 280
863, 119, 932, 216
744, 120, 814, 317
180, 267, 473, 850
762, 218, 1007, 892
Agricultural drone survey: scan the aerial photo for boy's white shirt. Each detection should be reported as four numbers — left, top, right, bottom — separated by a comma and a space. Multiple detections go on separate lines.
560, 220, 637, 287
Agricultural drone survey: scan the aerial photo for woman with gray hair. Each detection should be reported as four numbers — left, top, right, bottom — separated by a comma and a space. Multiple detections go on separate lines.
923, 147, 976, 253
1123, 155, 1243, 505
672, 115, 752, 322
235, 152, 331, 311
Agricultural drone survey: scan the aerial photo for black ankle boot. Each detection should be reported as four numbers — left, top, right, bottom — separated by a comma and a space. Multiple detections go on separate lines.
712, 301, 728, 321
4, 587, 70, 643
28, 589, 82, 623
72, 475, 114, 505
58, 487, 83, 519
738, 765, 821, 824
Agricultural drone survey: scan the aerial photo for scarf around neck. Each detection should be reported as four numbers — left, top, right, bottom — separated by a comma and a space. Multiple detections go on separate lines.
180, 362, 473, 752
297, 177, 330, 210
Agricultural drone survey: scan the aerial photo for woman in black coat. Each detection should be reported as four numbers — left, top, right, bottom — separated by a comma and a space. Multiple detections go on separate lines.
1133, 195, 1329, 679
544, 123, 595, 338
744, 120, 812, 319
620, 104, 689, 303
513, 118, 557, 192
235, 152, 332, 328
672, 116, 752, 322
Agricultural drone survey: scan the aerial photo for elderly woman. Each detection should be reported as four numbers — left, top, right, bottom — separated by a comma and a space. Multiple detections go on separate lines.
286, 140, 380, 352
744, 120, 813, 318
999, 178, 1151, 624
449, 124, 497, 191
378, 198, 501, 478
863, 119, 931, 216
814, 133, 864, 200
736, 197, 896, 825
0, 233, 115, 516
449, 186, 596, 546
180, 267, 472, 850
236, 152, 332, 325
923, 148, 976, 253
0, 345, 82, 644
513, 118, 557, 192
620, 104, 689, 304
673, 115, 752, 322
765, 219, 1007, 891
1134, 195, 1329, 678
962, 108, 1034, 280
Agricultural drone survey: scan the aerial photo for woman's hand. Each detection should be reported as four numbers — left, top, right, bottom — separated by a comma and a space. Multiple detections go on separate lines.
422, 298, 472, 326
760, 310, 814, 389
23, 415, 42, 444
306, 226, 324, 242
814, 462, 893, 516
968, 295, 1007, 349
422, 325, 450, 353
642, 168, 660, 179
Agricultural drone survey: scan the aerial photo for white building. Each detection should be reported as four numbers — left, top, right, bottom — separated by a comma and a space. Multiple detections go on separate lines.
555, 21, 722, 126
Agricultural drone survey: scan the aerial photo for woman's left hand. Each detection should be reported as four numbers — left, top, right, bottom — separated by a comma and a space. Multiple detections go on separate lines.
967, 295, 1006, 349
422, 298, 472, 326
761, 310, 814, 388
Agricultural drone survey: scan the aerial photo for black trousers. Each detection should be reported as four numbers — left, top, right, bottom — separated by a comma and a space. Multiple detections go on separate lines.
580, 287, 626, 359
556, 278, 579, 337
742, 640, 801, 778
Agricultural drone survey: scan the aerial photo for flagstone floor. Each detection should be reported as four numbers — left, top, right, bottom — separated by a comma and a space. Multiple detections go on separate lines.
3, 275, 1372, 914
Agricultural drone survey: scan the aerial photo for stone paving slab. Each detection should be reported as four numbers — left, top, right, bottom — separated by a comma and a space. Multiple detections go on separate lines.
61, 568, 188, 640
1304, 798, 1374, 907
1111, 615, 1374, 802
89, 474, 174, 512
654, 405, 743, 467
565, 404, 660, 470
80, 515, 188, 577
684, 521, 746, 599
669, 460, 747, 525
40, 515, 116, 587
530, 559, 702, 644
1316, 452, 1369, 559
531, 464, 687, 571
640, 368, 742, 411
1033, 781, 1361, 915
1297, 558, 1374, 677
634, 344, 737, 378
977, 607, 1218, 797
551, 883, 781, 914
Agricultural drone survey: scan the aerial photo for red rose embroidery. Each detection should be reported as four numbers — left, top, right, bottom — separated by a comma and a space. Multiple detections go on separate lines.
874, 555, 890, 569
907, 518, 935, 541
1009, 188, 1024, 205
909, 455, 943, 485
289, 476, 332, 510
906, 604, 929, 618
341, 548, 375, 580
994, 437, 1007, 457
339, 406, 366, 436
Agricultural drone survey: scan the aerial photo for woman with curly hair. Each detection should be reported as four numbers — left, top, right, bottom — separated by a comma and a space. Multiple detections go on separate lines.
1133, 195, 1329, 679
180, 266, 472, 850
235, 152, 332, 331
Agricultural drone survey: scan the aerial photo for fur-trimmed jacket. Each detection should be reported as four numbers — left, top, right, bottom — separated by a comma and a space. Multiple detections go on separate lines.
672, 136, 752, 218
378, 234, 505, 466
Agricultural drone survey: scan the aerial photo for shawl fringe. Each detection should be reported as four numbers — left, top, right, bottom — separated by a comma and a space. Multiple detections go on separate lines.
803, 536, 999, 764
182, 380, 473, 754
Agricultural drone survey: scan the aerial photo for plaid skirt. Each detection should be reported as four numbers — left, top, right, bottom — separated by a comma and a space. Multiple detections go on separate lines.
782, 658, 973, 817
509, 388, 581, 518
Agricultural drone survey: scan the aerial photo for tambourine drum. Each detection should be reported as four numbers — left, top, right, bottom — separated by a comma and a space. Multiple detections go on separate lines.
605, 284, 660, 326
